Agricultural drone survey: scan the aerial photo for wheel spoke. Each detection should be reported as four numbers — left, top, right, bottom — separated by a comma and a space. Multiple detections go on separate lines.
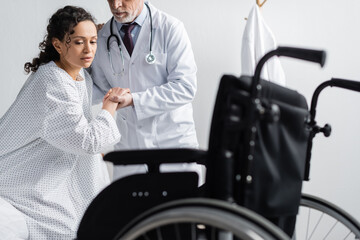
308, 212, 324, 239
306, 208, 311, 240
174, 224, 181, 240
343, 230, 352, 240
142, 233, 150, 240
211, 226, 216, 240
322, 221, 338, 239
191, 223, 196, 240
156, 227, 163, 240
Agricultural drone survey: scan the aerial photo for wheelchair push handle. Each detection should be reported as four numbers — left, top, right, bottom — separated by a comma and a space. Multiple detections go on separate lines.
328, 78, 360, 92
252, 46, 326, 97
276, 47, 326, 67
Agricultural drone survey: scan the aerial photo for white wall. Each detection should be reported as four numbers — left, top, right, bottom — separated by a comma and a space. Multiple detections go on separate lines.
1, 0, 359, 228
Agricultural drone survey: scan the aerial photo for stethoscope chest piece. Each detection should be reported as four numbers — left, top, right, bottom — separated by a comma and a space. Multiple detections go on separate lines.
146, 52, 156, 64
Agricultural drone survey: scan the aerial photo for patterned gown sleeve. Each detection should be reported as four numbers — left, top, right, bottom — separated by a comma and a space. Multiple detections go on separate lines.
40, 68, 120, 155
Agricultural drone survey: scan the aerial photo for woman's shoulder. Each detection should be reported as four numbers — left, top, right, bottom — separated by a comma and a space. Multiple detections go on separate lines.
36, 61, 75, 86
20, 62, 60, 91
33, 62, 83, 102
36, 61, 62, 78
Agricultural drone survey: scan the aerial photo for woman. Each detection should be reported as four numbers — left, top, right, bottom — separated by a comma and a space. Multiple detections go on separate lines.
0, 6, 126, 239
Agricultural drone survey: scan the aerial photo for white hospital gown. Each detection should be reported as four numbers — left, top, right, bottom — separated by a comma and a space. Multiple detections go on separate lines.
0, 61, 120, 239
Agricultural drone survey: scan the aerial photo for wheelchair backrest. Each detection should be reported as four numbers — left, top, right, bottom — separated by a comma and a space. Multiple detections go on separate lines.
205, 74, 310, 219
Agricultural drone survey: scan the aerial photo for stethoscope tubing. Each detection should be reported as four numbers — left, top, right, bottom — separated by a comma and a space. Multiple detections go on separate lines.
106, 2, 154, 74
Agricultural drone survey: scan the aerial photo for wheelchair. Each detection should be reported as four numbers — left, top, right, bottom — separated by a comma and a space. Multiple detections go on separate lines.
77, 47, 360, 240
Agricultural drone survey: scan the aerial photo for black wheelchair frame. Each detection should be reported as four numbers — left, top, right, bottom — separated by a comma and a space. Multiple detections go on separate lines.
77, 47, 360, 240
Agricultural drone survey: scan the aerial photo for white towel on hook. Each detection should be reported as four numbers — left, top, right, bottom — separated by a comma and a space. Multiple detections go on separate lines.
241, 5, 286, 86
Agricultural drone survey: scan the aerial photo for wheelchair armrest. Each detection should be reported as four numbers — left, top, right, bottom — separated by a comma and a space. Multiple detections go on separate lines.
103, 148, 207, 169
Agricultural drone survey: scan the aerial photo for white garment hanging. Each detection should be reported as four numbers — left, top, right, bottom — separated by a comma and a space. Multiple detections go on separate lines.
241, 5, 286, 86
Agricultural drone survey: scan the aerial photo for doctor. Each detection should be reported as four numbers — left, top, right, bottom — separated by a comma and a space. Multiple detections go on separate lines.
91, 0, 201, 179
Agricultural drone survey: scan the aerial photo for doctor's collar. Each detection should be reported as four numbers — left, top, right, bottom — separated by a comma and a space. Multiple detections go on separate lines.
115, 3, 148, 32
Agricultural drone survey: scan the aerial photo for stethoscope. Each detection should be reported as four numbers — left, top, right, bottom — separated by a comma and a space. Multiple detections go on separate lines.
107, 2, 155, 76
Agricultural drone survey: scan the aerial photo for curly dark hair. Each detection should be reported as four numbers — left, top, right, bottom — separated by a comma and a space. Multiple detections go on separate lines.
24, 5, 96, 73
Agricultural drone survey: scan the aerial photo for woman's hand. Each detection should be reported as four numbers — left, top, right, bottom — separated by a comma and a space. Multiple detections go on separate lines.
108, 88, 133, 109
102, 88, 113, 104
102, 88, 133, 116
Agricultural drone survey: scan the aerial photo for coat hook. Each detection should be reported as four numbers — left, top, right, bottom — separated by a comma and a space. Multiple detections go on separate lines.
246, 0, 267, 20
256, 0, 267, 8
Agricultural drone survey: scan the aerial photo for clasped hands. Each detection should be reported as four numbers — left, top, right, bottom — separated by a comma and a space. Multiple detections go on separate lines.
103, 87, 133, 110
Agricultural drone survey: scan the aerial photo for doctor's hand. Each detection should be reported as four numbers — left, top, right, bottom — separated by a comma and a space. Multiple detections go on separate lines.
96, 23, 105, 32
108, 88, 133, 110
113, 92, 133, 110
103, 88, 129, 103
105, 87, 133, 110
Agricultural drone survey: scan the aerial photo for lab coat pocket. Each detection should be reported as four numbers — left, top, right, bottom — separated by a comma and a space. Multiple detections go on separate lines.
116, 112, 128, 145
169, 104, 196, 135
140, 52, 168, 87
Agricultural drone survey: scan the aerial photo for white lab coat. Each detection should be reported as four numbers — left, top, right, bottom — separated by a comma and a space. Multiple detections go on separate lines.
91, 3, 202, 179
241, 5, 286, 86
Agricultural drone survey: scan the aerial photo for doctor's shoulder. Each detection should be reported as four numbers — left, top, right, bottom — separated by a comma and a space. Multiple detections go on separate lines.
154, 10, 190, 54
96, 20, 111, 43
154, 6, 184, 30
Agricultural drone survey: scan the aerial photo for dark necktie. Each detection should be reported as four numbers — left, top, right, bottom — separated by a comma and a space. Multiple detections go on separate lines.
121, 23, 136, 56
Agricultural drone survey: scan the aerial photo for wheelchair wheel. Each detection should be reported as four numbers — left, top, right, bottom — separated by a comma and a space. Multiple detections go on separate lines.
295, 193, 360, 239
115, 198, 290, 240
